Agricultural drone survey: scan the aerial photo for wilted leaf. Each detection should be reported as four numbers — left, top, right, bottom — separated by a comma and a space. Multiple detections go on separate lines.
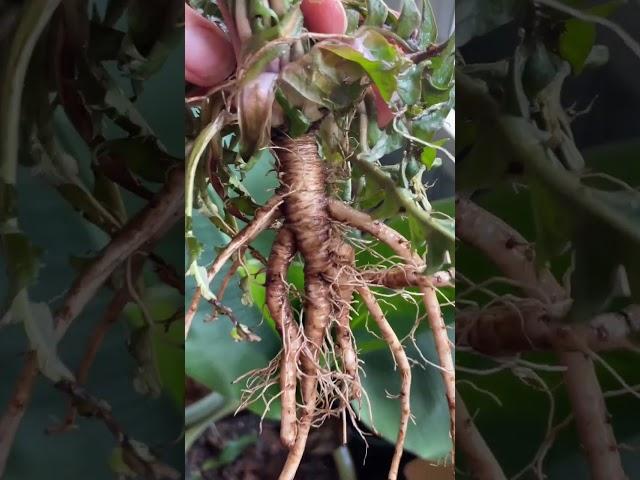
320, 29, 410, 102
280, 47, 366, 109
238, 72, 278, 159
230, 323, 262, 342
22, 299, 74, 382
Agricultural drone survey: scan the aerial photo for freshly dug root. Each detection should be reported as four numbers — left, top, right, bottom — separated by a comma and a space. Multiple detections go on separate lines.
185, 194, 283, 338
360, 265, 454, 289
266, 227, 303, 448
276, 135, 334, 475
358, 285, 412, 480
330, 240, 360, 401
278, 408, 315, 480
328, 199, 456, 454
206, 134, 449, 479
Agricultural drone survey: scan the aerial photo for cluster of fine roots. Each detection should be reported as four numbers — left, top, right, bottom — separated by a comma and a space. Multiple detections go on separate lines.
188, 134, 454, 480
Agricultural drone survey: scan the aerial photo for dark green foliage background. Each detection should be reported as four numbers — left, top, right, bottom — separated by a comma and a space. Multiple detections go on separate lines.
0, 1, 184, 477
456, 0, 640, 477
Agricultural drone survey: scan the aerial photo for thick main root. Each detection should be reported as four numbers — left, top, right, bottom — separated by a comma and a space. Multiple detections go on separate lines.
206, 134, 453, 480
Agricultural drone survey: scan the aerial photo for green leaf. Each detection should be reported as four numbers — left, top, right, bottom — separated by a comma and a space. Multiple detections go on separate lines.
357, 330, 452, 460
275, 89, 311, 137
124, 286, 184, 407
185, 261, 281, 418
320, 29, 410, 102
365, 0, 388, 26
428, 41, 455, 90
412, 103, 450, 141
420, 145, 441, 170
558, 0, 622, 73
396, 0, 421, 39
397, 62, 425, 105
419, 0, 438, 47
559, 20, 595, 73
201, 434, 258, 471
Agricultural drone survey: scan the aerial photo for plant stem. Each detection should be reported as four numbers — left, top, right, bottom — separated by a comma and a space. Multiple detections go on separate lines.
457, 393, 506, 480
333, 445, 358, 480
185, 392, 228, 427
0, 2, 61, 474
456, 198, 627, 480
0, 0, 61, 182
351, 156, 454, 242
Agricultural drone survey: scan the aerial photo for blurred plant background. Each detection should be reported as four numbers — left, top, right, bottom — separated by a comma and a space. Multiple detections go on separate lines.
0, 0, 183, 477
457, 0, 640, 478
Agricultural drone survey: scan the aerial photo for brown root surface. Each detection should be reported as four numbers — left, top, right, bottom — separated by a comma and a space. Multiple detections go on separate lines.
266, 227, 303, 448
358, 285, 412, 480
213, 134, 451, 480
328, 199, 456, 457
276, 135, 336, 479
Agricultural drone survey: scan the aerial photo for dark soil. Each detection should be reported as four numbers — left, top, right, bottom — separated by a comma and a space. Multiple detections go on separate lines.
186, 379, 417, 480
186, 412, 342, 480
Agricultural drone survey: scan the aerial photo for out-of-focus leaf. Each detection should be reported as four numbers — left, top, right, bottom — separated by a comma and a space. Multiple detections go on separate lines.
345, 8, 361, 34
559, 19, 596, 74
22, 299, 75, 382
366, 0, 388, 26
396, 0, 421, 39
104, 0, 130, 27
558, 0, 622, 73
125, 285, 184, 407
419, 0, 438, 47
97, 136, 177, 183
126, 0, 182, 56
529, 178, 572, 266
129, 325, 162, 397
200, 434, 258, 471
83, 64, 156, 137
1, 232, 42, 306
397, 62, 425, 105
456, 0, 519, 47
